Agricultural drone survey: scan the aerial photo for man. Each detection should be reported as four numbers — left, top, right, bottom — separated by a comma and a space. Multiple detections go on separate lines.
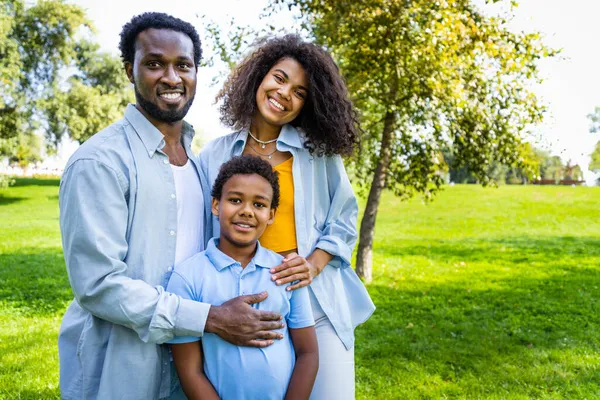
58, 13, 283, 400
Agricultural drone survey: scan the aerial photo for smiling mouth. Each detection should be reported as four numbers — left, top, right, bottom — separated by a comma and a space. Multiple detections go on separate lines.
268, 97, 286, 111
159, 92, 184, 102
233, 222, 255, 230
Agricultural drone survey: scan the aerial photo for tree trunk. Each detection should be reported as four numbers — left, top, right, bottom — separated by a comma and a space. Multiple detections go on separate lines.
355, 110, 397, 283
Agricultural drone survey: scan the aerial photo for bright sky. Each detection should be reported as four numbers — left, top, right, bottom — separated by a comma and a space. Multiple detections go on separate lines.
69, 0, 600, 183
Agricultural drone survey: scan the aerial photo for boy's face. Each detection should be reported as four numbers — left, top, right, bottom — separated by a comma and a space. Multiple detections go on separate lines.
212, 173, 276, 249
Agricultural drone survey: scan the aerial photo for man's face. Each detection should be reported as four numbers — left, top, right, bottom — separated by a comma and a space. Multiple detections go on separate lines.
125, 28, 197, 124
212, 173, 275, 250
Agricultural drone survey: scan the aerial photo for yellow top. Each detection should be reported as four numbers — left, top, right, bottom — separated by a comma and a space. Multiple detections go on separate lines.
260, 157, 297, 253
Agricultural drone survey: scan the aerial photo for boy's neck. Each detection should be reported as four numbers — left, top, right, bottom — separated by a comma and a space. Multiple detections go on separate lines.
217, 237, 257, 268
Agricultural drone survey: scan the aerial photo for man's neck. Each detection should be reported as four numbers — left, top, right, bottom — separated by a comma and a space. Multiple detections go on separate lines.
217, 237, 257, 268
136, 104, 184, 143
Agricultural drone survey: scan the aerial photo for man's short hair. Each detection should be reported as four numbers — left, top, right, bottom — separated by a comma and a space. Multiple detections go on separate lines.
119, 12, 202, 65
211, 155, 280, 209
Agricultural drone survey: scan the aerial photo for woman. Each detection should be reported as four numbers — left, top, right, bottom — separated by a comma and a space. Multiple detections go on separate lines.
199, 35, 375, 399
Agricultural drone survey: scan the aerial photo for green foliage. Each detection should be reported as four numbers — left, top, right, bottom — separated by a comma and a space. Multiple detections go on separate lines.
3, 181, 600, 397
587, 106, 600, 134
271, 0, 555, 197
0, 0, 132, 151
589, 141, 600, 174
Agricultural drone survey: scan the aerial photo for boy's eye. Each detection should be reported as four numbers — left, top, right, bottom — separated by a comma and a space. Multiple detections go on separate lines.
254, 202, 266, 208
229, 198, 241, 204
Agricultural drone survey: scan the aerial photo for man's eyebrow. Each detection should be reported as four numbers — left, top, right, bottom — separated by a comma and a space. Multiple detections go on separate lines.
142, 53, 193, 61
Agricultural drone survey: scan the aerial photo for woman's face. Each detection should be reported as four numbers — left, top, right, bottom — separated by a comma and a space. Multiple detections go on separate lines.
254, 57, 308, 128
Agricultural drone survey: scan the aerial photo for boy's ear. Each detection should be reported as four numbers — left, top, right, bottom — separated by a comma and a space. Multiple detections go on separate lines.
211, 197, 220, 218
267, 207, 276, 225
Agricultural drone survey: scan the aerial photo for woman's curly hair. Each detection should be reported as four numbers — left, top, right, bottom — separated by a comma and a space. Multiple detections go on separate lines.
217, 35, 360, 157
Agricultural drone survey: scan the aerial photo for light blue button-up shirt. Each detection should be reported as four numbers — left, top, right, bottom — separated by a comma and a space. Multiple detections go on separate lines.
199, 125, 375, 349
58, 105, 212, 400
167, 238, 314, 400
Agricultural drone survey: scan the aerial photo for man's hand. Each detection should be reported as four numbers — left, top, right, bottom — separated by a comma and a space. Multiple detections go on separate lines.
205, 292, 284, 347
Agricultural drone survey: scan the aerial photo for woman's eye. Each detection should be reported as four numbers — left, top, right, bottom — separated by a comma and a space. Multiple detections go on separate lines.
273, 74, 284, 83
295, 91, 306, 99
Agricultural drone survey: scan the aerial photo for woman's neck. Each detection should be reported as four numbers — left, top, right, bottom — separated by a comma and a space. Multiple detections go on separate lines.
250, 117, 282, 142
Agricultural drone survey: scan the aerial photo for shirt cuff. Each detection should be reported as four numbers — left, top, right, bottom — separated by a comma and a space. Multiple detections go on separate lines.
174, 298, 211, 337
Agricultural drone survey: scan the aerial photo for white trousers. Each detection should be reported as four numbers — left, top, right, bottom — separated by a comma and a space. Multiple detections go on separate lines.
309, 292, 355, 400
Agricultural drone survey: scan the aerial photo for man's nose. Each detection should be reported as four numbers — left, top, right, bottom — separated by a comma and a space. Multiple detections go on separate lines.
161, 64, 182, 86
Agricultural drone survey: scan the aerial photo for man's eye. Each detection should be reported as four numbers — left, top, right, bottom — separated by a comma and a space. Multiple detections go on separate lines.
179, 63, 192, 70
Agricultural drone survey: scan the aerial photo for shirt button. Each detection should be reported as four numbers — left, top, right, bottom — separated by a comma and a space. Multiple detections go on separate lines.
163, 159, 169, 165
170, 193, 176, 199
148, 151, 153, 157
168, 266, 173, 272
170, 230, 175, 236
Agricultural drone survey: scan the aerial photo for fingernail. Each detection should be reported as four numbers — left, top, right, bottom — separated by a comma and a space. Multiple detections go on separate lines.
270, 269, 275, 273
276, 280, 282, 285
271, 276, 277, 281
286, 287, 291, 291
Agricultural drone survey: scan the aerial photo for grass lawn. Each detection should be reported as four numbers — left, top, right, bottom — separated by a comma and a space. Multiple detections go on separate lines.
1, 179, 599, 399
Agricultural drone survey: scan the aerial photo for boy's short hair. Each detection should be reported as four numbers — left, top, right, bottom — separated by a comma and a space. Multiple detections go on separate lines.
119, 12, 202, 65
211, 155, 280, 209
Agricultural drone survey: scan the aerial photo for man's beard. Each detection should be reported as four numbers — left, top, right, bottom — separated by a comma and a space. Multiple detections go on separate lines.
135, 87, 195, 123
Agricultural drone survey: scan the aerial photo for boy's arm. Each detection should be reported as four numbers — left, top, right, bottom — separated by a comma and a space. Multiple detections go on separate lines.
171, 341, 220, 400
285, 326, 319, 400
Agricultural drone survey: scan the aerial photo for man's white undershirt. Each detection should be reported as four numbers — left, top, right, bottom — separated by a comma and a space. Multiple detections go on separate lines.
171, 159, 204, 266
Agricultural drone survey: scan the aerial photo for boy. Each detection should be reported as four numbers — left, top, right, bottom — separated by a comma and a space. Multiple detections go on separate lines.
167, 155, 318, 400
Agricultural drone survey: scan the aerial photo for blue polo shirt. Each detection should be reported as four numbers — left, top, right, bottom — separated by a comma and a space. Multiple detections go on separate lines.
167, 238, 315, 400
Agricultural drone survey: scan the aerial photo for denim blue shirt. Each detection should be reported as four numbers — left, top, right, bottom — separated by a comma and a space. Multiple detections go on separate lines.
199, 125, 375, 349
58, 105, 212, 400
167, 238, 314, 400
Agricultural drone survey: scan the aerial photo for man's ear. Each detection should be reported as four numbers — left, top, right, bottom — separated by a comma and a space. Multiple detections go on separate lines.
267, 208, 276, 225
211, 197, 220, 218
124, 62, 134, 84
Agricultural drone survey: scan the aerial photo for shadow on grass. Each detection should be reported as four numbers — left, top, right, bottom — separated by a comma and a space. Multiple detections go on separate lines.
0, 196, 25, 206
12, 178, 60, 187
0, 248, 71, 315
357, 235, 600, 397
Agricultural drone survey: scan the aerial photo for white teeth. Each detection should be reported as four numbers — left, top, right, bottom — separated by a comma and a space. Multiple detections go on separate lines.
160, 93, 182, 100
236, 223, 251, 228
269, 98, 285, 111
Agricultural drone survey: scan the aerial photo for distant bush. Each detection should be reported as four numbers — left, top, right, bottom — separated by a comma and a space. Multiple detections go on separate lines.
0, 175, 15, 190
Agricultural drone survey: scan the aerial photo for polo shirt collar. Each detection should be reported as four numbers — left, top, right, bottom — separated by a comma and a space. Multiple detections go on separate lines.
233, 124, 305, 155
205, 238, 273, 271
124, 104, 195, 156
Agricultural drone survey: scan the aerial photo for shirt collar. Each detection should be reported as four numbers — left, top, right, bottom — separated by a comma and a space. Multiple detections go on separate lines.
233, 124, 305, 155
124, 104, 195, 156
205, 238, 274, 271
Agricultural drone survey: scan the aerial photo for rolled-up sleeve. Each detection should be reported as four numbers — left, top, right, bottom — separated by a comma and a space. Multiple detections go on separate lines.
60, 159, 210, 344
314, 155, 359, 269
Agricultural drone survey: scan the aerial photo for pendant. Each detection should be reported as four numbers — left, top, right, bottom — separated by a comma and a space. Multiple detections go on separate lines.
261, 143, 266, 149
268, 155, 272, 159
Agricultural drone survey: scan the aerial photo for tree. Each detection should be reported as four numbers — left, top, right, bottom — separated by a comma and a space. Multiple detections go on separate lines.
0, 0, 132, 150
267, 0, 554, 281
589, 141, 600, 174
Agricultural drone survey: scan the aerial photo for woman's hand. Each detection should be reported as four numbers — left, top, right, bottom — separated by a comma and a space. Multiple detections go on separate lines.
270, 249, 333, 291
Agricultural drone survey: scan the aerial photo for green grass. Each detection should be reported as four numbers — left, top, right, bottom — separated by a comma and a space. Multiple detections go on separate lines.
1, 180, 599, 399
